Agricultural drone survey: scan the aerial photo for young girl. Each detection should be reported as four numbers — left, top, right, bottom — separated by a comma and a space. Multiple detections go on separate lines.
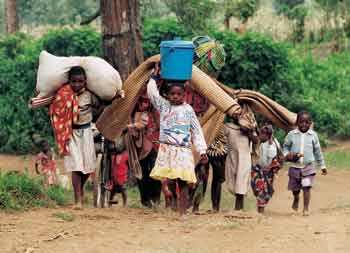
35, 140, 57, 187
50, 66, 99, 209
147, 73, 208, 217
128, 93, 162, 208
283, 111, 327, 216
251, 125, 281, 214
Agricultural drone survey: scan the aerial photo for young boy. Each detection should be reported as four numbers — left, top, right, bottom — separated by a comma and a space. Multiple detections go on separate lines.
50, 66, 99, 209
283, 111, 327, 216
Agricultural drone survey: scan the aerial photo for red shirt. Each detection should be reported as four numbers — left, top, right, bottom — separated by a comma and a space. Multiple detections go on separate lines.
111, 151, 128, 185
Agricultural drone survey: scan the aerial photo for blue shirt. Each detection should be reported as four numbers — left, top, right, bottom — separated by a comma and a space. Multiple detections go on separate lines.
283, 129, 326, 169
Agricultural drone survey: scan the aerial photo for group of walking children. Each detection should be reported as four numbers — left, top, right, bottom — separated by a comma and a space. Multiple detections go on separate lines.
39, 60, 327, 217
251, 111, 327, 216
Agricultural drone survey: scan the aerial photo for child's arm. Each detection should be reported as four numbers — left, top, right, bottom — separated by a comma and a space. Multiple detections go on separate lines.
282, 132, 298, 162
147, 78, 169, 112
313, 134, 327, 174
190, 108, 207, 157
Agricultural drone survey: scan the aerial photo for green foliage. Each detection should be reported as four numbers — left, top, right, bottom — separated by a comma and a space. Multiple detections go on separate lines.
210, 30, 293, 100
224, 0, 258, 23
17, 0, 99, 26
0, 27, 101, 154
39, 27, 102, 56
142, 18, 193, 58
163, 0, 217, 33
52, 212, 75, 222
0, 171, 70, 210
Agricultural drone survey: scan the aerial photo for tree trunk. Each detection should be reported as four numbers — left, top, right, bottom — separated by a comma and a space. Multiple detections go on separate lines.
100, 0, 144, 81
5, 0, 19, 34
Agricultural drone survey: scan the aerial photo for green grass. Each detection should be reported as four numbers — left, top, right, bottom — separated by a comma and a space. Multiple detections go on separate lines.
0, 171, 72, 211
325, 150, 350, 171
52, 212, 75, 222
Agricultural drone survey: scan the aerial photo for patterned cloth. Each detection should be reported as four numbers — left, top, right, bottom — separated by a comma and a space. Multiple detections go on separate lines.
251, 165, 275, 207
147, 78, 207, 183
150, 143, 197, 183
147, 78, 207, 154
49, 84, 79, 155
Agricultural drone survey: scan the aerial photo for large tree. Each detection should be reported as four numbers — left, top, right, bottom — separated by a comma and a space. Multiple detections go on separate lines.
100, 0, 144, 81
5, 0, 18, 33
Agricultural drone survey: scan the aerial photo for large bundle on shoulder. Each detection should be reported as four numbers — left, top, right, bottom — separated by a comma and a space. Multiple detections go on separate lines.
31, 51, 122, 107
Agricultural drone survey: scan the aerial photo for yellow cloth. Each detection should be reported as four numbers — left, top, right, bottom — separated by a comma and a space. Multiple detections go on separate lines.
150, 143, 197, 183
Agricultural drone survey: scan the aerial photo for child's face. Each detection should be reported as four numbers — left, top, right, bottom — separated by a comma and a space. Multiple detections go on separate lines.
42, 142, 50, 152
69, 74, 86, 93
297, 114, 312, 133
167, 86, 185, 105
259, 131, 270, 142
138, 98, 150, 112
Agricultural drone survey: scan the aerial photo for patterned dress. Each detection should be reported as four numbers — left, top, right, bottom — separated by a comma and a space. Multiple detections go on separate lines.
251, 140, 280, 207
147, 78, 207, 184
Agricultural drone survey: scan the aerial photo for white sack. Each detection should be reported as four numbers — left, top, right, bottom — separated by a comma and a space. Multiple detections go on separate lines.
36, 51, 122, 101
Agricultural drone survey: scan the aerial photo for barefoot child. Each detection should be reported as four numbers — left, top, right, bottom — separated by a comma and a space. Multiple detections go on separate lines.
110, 142, 129, 207
147, 73, 208, 217
283, 111, 327, 216
50, 66, 99, 209
251, 125, 281, 214
35, 140, 57, 187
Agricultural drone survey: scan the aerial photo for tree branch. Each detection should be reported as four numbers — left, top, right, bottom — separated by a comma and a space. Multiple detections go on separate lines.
80, 8, 100, 25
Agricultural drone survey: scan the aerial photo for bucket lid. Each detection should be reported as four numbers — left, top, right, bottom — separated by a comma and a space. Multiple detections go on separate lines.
160, 39, 194, 49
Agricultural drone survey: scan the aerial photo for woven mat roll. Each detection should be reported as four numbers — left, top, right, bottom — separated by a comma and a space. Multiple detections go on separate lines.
97, 55, 240, 140
216, 81, 296, 131
97, 54, 296, 140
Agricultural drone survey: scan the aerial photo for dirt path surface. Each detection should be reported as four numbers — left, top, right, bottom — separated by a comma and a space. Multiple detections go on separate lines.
1, 154, 350, 253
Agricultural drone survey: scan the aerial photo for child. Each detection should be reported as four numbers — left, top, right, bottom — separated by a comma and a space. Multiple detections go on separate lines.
147, 72, 208, 217
224, 104, 258, 211
50, 66, 99, 209
251, 125, 281, 214
207, 128, 227, 212
110, 141, 129, 207
128, 93, 162, 208
35, 140, 57, 187
283, 111, 327, 216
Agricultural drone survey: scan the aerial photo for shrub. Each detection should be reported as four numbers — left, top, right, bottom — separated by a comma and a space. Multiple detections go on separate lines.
142, 18, 193, 58
0, 171, 71, 211
0, 27, 101, 153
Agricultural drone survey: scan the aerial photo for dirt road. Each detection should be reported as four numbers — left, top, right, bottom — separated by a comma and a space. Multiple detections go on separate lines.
0, 153, 350, 253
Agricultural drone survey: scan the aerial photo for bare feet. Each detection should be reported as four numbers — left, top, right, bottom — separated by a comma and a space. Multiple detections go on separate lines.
292, 199, 299, 211
72, 203, 83, 210
303, 210, 309, 216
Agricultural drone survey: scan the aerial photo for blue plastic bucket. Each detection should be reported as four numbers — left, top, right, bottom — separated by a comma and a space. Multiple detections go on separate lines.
160, 38, 194, 81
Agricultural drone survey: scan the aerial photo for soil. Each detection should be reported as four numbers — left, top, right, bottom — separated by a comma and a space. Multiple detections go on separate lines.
0, 149, 350, 253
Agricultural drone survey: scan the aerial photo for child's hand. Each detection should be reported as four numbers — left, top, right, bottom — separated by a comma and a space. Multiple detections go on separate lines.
200, 154, 209, 164
321, 168, 328, 175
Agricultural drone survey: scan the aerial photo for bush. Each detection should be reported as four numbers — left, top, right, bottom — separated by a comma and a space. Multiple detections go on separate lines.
0, 28, 101, 154
142, 18, 193, 58
210, 30, 296, 102
0, 171, 71, 210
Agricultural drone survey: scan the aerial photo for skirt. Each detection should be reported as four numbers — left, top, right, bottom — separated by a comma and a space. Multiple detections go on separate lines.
150, 143, 197, 183
251, 165, 275, 207
64, 127, 96, 174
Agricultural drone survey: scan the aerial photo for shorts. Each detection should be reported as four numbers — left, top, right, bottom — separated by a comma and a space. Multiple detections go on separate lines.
288, 165, 316, 191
